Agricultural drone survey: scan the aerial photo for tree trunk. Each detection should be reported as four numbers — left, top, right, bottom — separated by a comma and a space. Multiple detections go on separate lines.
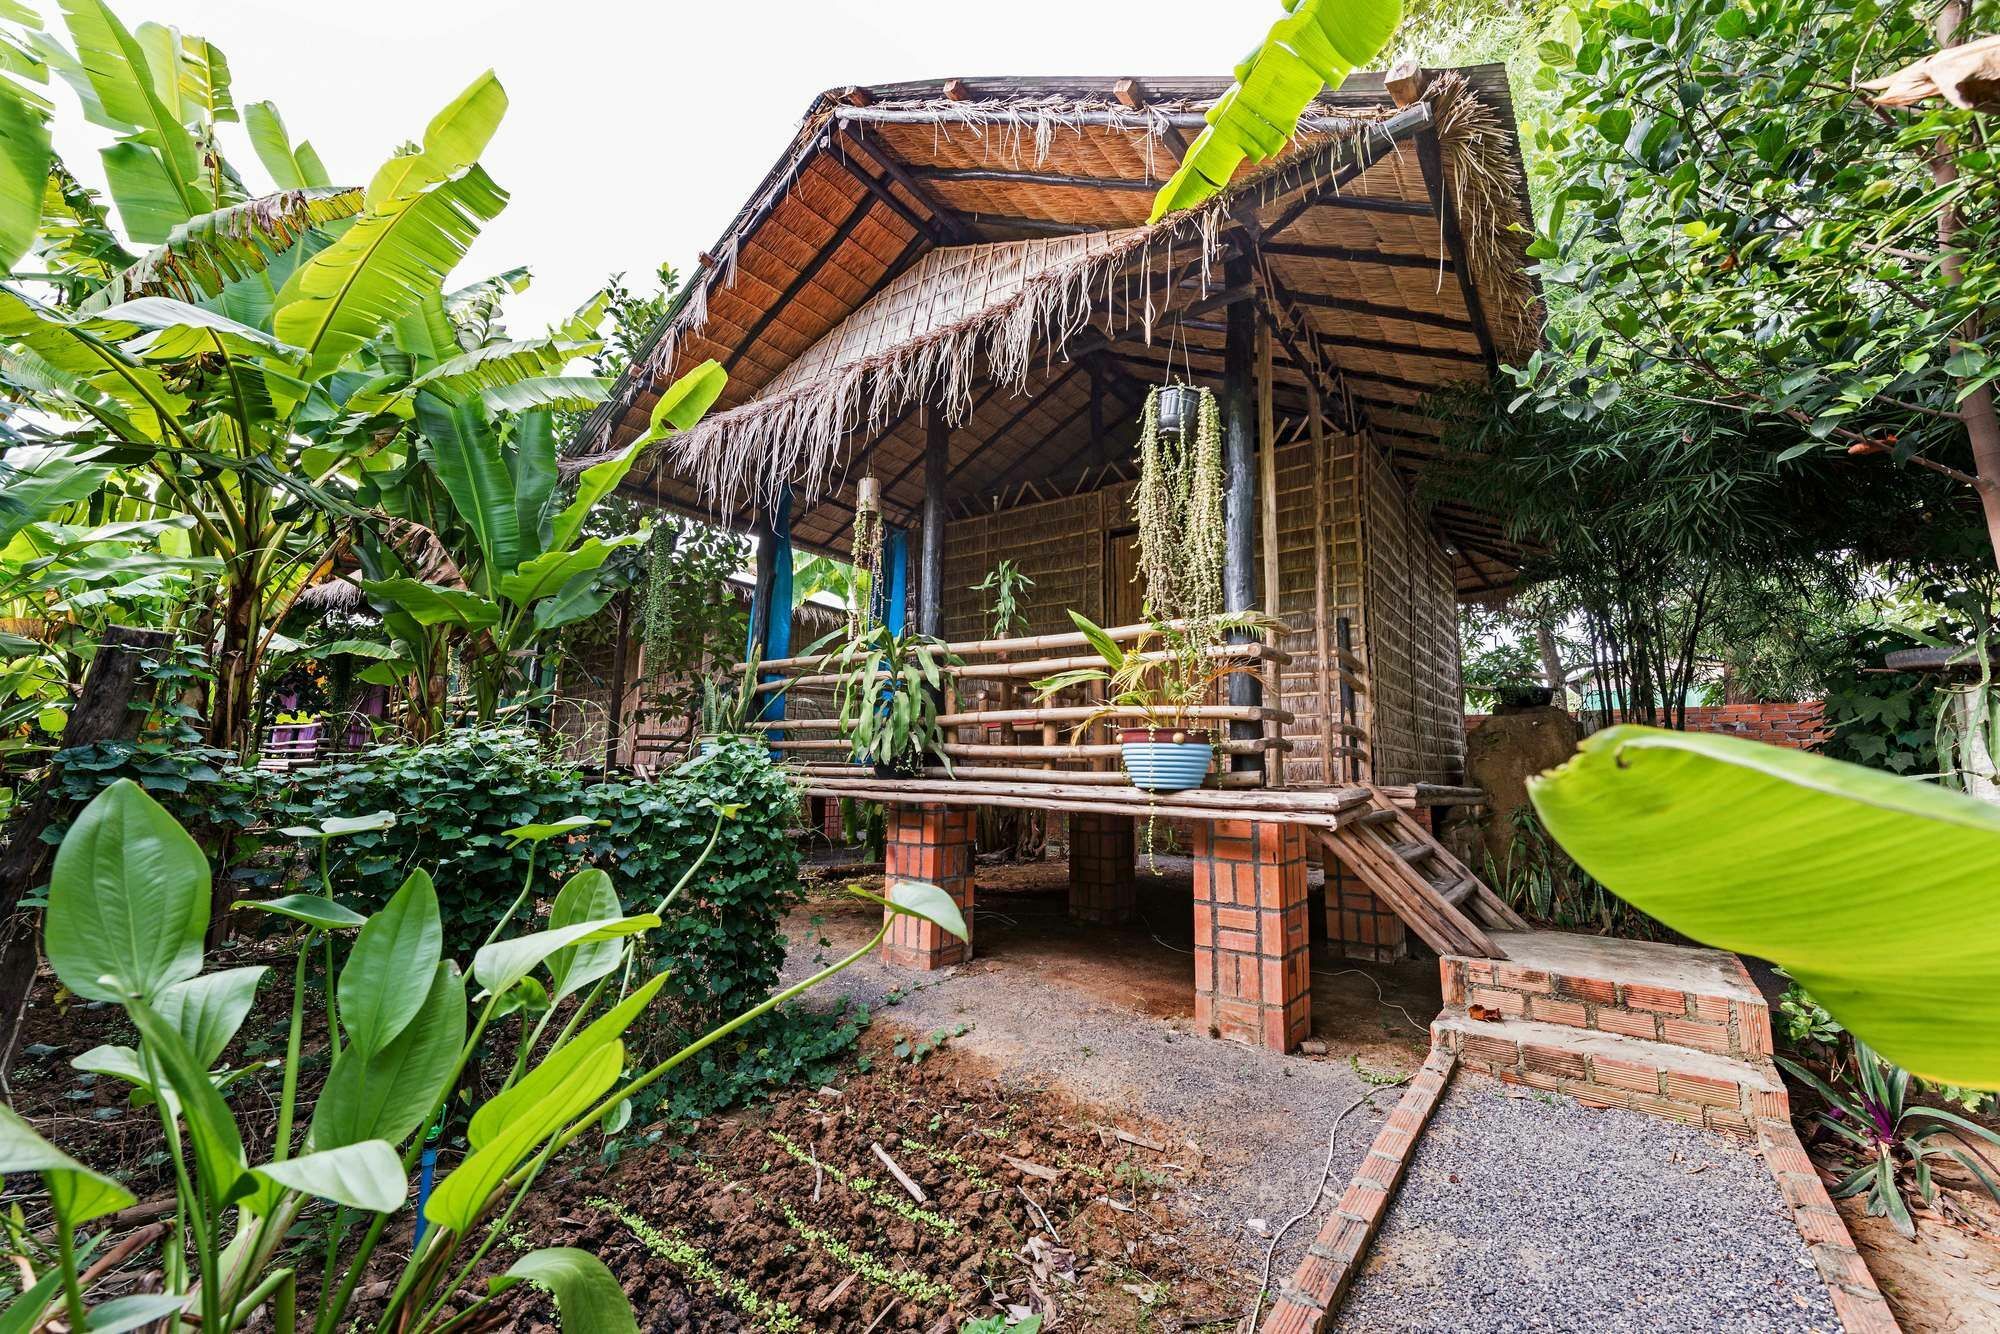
1535, 622, 1566, 695
1933, 1, 2000, 575
0, 627, 173, 1087
205, 577, 258, 756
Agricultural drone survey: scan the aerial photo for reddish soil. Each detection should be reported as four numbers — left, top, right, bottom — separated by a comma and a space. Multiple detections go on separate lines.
1826, 1153, 2000, 1330
492, 1029, 1254, 1332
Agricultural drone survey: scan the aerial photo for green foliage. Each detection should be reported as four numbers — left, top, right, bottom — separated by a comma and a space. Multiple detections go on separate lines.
1531, 725, 2000, 1087
1483, 805, 1665, 941
1515, 0, 2000, 514
634, 516, 747, 725
1781, 1038, 2000, 1239
1149, 0, 1403, 221
1816, 625, 1945, 776
970, 560, 1035, 640
5, 778, 965, 1333
832, 624, 960, 775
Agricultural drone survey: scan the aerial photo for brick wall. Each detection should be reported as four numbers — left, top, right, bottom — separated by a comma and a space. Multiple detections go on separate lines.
1466, 701, 1827, 750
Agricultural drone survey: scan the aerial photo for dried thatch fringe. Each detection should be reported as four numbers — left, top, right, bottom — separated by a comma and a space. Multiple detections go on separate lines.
572, 83, 1534, 502
1428, 72, 1542, 361
661, 224, 1210, 515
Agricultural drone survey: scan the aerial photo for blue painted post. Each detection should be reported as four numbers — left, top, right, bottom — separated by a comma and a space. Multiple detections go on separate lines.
746, 488, 793, 729
876, 525, 909, 634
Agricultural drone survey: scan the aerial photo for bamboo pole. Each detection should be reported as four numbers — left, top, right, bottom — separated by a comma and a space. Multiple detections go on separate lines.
1308, 379, 1335, 786
1257, 316, 1284, 788
791, 774, 1372, 813
796, 780, 1365, 829
937, 738, 1290, 761
744, 703, 1294, 731
743, 616, 1230, 671
748, 641, 1291, 693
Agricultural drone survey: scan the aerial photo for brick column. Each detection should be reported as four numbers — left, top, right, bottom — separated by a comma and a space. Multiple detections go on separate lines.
820, 795, 845, 843
881, 803, 974, 969
1322, 854, 1409, 962
1067, 812, 1135, 924
1191, 819, 1312, 1052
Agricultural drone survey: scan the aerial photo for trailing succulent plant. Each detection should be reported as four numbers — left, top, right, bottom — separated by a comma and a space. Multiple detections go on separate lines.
1134, 384, 1226, 644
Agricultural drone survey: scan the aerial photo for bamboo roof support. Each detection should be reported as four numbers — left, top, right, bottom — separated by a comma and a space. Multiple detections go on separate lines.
1283, 289, 1479, 335
1414, 125, 1499, 372
839, 130, 975, 242
829, 144, 951, 244
1262, 242, 1452, 272
914, 167, 1160, 193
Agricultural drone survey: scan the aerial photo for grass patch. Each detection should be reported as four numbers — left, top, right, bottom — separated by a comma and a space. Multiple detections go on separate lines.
589, 1197, 807, 1332
766, 1129, 961, 1236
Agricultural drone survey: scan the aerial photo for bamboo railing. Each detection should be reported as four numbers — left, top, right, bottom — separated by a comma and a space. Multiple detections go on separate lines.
736, 616, 1330, 794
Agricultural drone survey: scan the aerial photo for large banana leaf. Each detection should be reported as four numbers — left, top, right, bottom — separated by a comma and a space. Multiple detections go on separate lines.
77, 186, 361, 311
413, 388, 518, 575
242, 99, 328, 191
0, 71, 51, 273
362, 69, 505, 211
1530, 725, 2000, 1088
274, 164, 507, 379
1149, 0, 1404, 222
58, 0, 211, 236
133, 22, 231, 128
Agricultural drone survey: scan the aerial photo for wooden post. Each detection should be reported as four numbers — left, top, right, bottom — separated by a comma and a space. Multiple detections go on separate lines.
605, 589, 631, 772
1221, 252, 1263, 773
1257, 316, 1283, 786
921, 406, 948, 638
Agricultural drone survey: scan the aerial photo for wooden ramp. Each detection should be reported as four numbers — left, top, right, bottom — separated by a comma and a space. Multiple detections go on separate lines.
1316, 787, 1524, 960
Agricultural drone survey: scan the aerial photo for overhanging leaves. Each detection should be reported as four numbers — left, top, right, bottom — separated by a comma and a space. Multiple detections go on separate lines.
1531, 726, 2000, 1087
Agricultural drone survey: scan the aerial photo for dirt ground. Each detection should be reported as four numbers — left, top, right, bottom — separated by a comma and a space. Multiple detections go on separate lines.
495, 1030, 1255, 1332
785, 853, 1440, 1285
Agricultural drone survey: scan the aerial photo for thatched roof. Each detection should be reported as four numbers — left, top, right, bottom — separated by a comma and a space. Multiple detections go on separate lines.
570, 67, 1540, 594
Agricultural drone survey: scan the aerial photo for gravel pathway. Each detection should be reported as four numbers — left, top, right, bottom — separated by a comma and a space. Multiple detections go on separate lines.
777, 879, 1423, 1280
1335, 1073, 1837, 1332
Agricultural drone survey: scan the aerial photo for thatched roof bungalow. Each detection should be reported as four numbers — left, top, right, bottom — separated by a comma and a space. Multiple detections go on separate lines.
571, 64, 1547, 1038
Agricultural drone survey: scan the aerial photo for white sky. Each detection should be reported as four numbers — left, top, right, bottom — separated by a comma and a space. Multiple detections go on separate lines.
47, 0, 1281, 332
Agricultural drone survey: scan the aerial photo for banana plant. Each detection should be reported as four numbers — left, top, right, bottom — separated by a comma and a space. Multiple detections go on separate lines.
1, 0, 609, 752
355, 354, 725, 723
1, 778, 966, 1332
1530, 725, 2000, 1089
1149, 0, 1405, 222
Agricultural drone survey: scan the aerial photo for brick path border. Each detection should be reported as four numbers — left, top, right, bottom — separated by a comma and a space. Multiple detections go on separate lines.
1261, 1050, 1456, 1333
1757, 1113, 1902, 1332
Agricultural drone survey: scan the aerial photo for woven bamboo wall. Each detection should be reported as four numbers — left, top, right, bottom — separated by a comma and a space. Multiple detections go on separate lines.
942, 489, 1121, 640
939, 431, 1465, 786
1355, 436, 1466, 785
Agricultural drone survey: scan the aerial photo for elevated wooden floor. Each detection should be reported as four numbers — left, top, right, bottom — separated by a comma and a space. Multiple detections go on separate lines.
802, 771, 1515, 960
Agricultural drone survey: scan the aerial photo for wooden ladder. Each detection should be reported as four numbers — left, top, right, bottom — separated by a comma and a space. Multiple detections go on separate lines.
1316, 786, 1526, 960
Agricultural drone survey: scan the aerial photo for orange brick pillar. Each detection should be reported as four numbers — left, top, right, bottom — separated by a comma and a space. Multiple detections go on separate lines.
1068, 812, 1135, 924
1191, 819, 1312, 1052
1323, 854, 1410, 962
881, 803, 974, 969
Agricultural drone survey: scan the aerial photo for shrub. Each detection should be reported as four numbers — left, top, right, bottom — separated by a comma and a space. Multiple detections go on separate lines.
285, 729, 829, 1125
279, 728, 579, 946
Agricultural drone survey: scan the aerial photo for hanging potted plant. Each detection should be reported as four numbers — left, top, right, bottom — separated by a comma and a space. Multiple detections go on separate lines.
1033, 610, 1280, 791
1154, 380, 1203, 442
832, 622, 962, 777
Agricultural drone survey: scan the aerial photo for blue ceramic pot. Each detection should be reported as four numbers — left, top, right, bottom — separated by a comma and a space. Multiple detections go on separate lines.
1119, 728, 1214, 792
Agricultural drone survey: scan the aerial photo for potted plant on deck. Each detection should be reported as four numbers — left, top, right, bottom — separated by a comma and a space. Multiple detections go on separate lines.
695, 648, 792, 755
832, 623, 962, 777
1032, 610, 1278, 792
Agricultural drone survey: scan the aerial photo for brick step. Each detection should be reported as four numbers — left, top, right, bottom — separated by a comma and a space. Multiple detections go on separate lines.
1442, 929, 1774, 1059
1432, 1008, 1786, 1137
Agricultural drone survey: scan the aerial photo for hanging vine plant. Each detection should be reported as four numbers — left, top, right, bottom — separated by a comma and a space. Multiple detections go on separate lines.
1134, 383, 1226, 640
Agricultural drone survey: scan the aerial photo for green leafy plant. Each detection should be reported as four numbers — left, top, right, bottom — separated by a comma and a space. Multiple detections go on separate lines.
970, 560, 1036, 640
1032, 610, 1281, 737
1780, 1039, 2000, 1239
697, 648, 793, 740
1530, 726, 2000, 1087
1, 777, 967, 1331
1149, 0, 1404, 221
830, 623, 961, 776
